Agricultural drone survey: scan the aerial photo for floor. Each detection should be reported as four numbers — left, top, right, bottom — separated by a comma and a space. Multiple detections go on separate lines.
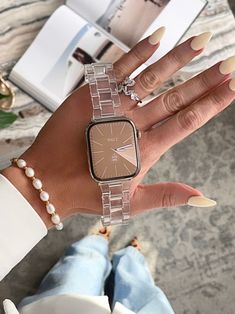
0, 1, 235, 314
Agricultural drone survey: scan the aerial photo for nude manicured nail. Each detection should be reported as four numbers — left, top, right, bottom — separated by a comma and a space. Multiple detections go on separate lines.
229, 78, 235, 91
187, 196, 217, 207
219, 56, 235, 74
148, 26, 166, 45
190, 32, 212, 51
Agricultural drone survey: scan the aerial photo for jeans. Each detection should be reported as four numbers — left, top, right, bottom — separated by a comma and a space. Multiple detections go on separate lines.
19, 235, 174, 314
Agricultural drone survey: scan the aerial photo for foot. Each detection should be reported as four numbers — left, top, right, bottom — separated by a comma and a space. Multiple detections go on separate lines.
94, 226, 112, 241
130, 236, 142, 252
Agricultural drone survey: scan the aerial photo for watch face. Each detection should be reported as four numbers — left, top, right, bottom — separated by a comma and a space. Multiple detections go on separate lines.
87, 119, 140, 181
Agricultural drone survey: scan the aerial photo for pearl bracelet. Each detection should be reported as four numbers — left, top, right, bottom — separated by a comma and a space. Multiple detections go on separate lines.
11, 158, 63, 231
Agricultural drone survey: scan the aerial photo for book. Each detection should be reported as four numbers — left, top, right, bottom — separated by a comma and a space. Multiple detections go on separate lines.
9, 0, 207, 112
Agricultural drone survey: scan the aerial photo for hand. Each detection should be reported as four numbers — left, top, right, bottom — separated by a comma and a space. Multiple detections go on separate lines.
2, 28, 235, 228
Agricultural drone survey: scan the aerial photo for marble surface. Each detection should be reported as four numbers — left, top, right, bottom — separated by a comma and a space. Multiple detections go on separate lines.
0, 1, 235, 314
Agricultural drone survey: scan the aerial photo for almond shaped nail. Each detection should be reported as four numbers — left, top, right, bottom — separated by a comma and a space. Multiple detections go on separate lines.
190, 32, 212, 51
148, 26, 166, 45
219, 55, 235, 75
187, 196, 217, 207
229, 78, 235, 91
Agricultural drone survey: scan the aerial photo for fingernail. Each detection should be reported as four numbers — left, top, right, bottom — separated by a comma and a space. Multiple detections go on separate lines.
229, 77, 235, 91
219, 56, 235, 75
148, 26, 166, 45
190, 32, 212, 51
187, 196, 217, 207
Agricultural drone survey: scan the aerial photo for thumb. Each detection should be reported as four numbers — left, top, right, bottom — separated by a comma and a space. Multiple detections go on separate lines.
132, 182, 216, 214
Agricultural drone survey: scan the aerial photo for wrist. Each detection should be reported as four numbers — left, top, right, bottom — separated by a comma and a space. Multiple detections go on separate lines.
1, 166, 53, 229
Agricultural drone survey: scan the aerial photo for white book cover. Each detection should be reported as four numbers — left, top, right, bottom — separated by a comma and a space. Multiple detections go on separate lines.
10, 0, 207, 112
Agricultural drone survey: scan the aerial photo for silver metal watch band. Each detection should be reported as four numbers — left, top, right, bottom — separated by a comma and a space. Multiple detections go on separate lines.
85, 63, 123, 120
84, 63, 131, 226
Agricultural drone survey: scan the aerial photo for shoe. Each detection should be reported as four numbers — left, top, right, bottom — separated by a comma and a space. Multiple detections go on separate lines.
130, 236, 142, 252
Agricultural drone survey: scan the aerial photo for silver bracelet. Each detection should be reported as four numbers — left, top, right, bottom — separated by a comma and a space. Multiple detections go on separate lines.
11, 158, 63, 231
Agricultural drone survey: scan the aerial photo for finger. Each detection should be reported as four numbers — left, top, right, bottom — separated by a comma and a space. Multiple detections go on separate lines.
113, 26, 166, 83
135, 56, 235, 130
131, 182, 215, 214
149, 78, 235, 155
132, 32, 212, 103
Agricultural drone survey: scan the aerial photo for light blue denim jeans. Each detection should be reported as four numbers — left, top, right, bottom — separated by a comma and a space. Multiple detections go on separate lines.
18, 235, 174, 314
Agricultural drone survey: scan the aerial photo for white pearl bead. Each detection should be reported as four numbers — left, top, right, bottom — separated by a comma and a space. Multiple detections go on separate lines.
46, 203, 55, 214
55, 222, 63, 231
17, 159, 26, 168
40, 191, 49, 201
25, 167, 35, 178
51, 214, 60, 224
32, 178, 42, 190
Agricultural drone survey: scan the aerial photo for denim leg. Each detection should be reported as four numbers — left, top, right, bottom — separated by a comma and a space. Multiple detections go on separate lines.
18, 235, 112, 308
111, 246, 175, 314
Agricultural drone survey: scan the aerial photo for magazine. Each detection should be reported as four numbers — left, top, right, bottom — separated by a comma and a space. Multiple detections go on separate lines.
10, 0, 207, 112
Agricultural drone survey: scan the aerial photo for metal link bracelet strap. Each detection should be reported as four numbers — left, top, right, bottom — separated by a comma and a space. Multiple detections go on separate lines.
85, 63, 131, 226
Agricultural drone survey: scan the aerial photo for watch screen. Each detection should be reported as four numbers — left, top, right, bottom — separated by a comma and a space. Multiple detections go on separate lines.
87, 120, 139, 181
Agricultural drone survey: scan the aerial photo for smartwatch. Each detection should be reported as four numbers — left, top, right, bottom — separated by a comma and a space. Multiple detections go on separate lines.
85, 63, 141, 226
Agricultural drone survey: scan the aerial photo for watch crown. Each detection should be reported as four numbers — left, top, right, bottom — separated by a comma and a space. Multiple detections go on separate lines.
137, 129, 141, 139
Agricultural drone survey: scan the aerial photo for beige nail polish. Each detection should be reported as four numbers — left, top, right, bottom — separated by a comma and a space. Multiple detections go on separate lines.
148, 26, 166, 45
219, 56, 235, 75
187, 196, 217, 207
229, 78, 235, 91
190, 32, 212, 51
